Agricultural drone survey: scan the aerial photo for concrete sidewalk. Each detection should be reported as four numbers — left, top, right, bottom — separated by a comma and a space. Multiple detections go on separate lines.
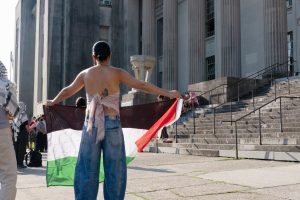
16, 153, 300, 200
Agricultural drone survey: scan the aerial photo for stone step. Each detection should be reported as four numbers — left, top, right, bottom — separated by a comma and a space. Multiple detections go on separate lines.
145, 146, 219, 157
175, 122, 300, 130
157, 143, 234, 150
219, 150, 300, 162
146, 147, 300, 162
203, 107, 300, 118
171, 127, 300, 135
202, 97, 300, 113
168, 79, 300, 161
241, 144, 300, 151
168, 132, 300, 139
182, 115, 300, 126
176, 126, 299, 132
191, 110, 300, 120
212, 100, 300, 110
174, 138, 300, 145
257, 87, 300, 93
179, 118, 300, 126
239, 138, 300, 145
158, 143, 300, 152
219, 92, 300, 102
212, 101, 299, 113
262, 89, 300, 95
212, 104, 300, 114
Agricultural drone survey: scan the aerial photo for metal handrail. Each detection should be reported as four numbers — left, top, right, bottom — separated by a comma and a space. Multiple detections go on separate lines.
230, 63, 279, 86
212, 61, 292, 134
188, 84, 227, 95
177, 61, 294, 141
188, 63, 278, 134
214, 62, 288, 110
188, 63, 279, 105
223, 96, 300, 159
188, 83, 228, 105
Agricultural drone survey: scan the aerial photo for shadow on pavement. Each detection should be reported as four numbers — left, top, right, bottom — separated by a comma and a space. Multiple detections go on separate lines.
17, 166, 46, 177
128, 166, 175, 173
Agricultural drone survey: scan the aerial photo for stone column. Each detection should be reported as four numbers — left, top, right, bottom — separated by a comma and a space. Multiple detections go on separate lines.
142, 0, 155, 56
33, 0, 44, 114
163, 0, 178, 89
142, 0, 156, 84
215, 0, 241, 77
295, 0, 300, 74
188, 0, 205, 83
264, 0, 288, 72
123, 0, 140, 73
130, 55, 156, 83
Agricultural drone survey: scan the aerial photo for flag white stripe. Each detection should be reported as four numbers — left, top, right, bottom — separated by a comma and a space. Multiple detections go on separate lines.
122, 128, 147, 158
47, 128, 147, 161
157, 99, 183, 138
47, 129, 82, 161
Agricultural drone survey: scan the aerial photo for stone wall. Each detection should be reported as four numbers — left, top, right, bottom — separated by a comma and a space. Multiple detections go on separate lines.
188, 77, 269, 105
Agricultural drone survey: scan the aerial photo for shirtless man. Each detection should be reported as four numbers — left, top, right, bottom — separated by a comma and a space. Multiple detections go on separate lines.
46, 41, 180, 200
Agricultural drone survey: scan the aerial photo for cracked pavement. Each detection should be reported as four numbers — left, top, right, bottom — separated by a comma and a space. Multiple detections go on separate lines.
16, 153, 300, 200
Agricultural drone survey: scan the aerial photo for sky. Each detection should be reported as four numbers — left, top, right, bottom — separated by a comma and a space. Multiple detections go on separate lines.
0, 0, 18, 79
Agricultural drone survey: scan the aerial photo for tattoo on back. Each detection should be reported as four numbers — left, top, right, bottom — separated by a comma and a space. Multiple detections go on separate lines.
102, 88, 109, 97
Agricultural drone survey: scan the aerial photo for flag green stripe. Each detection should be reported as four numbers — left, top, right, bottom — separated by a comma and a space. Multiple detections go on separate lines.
47, 156, 135, 186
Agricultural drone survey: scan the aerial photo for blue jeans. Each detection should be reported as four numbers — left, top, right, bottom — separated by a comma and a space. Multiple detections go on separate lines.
74, 116, 127, 200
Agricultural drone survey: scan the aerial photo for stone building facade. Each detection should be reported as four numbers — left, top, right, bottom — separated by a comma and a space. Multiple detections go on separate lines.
15, 0, 100, 116
14, 0, 36, 117
14, 0, 300, 116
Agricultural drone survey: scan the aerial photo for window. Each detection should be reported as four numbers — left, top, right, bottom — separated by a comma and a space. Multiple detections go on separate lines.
138, 1, 142, 54
286, 0, 292, 9
287, 31, 294, 75
156, 18, 163, 87
206, 56, 215, 80
15, 19, 19, 85
206, 0, 215, 37
99, 0, 112, 7
139, 21, 142, 54
15, 19, 19, 56
38, 0, 45, 102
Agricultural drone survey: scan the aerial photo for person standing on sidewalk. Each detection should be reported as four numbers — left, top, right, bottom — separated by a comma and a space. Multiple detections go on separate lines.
0, 61, 19, 200
29, 116, 37, 150
13, 102, 30, 169
46, 41, 180, 200
36, 116, 47, 152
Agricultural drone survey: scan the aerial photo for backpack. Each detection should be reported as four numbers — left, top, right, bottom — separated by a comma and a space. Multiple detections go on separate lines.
25, 150, 42, 167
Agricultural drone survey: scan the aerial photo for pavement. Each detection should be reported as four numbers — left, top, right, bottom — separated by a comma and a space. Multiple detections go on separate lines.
16, 152, 300, 200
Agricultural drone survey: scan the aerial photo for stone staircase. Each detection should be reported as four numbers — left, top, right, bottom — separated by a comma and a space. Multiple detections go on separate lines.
147, 77, 300, 161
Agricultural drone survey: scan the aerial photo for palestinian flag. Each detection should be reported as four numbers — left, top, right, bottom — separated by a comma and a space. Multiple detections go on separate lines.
44, 98, 183, 186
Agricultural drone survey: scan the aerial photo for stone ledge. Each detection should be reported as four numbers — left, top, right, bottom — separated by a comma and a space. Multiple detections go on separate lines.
219, 150, 300, 162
